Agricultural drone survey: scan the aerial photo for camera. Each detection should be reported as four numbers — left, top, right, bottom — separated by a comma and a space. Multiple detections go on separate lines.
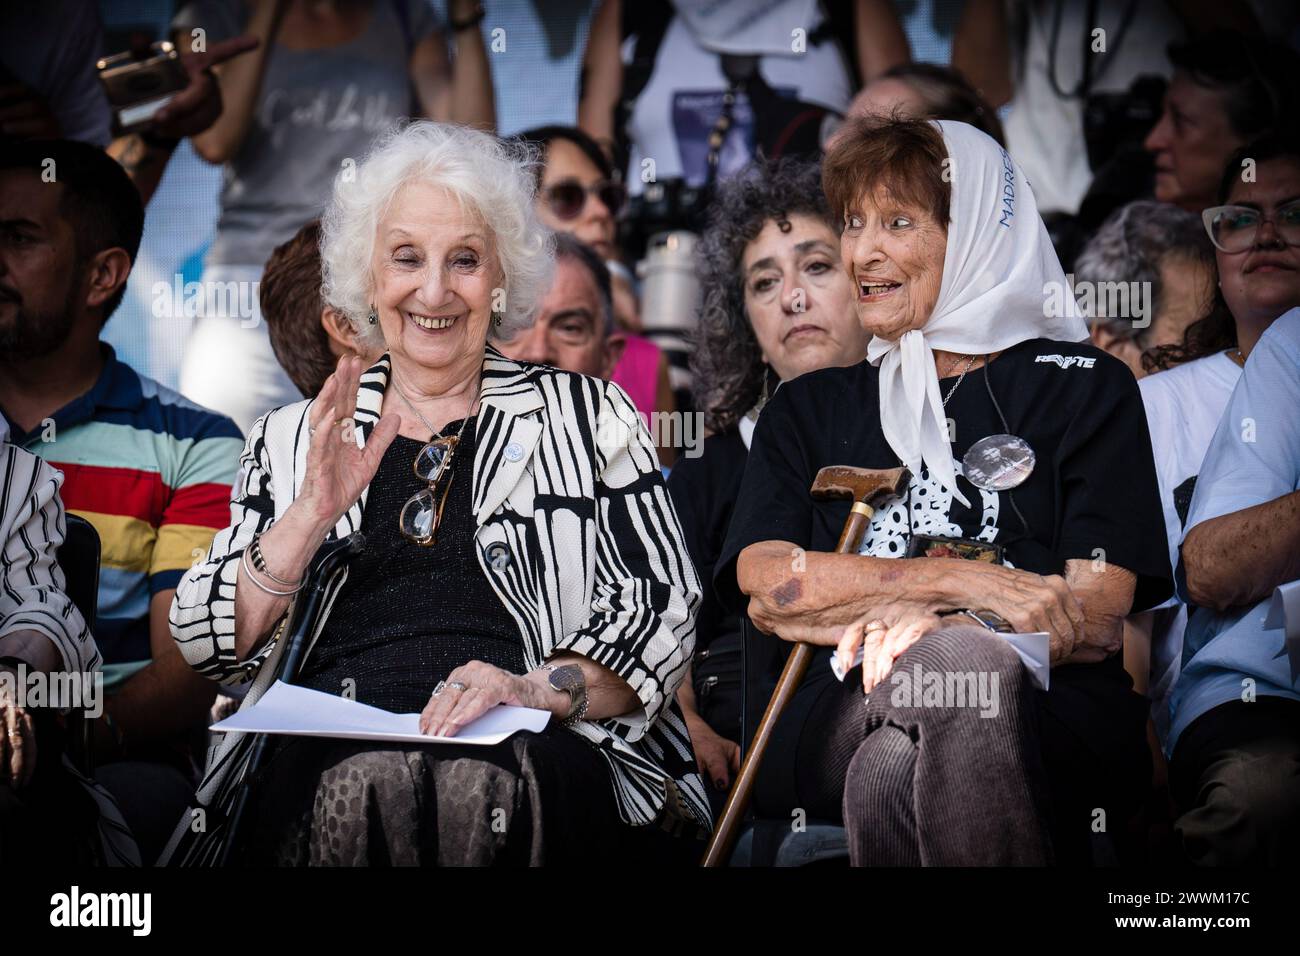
96, 41, 188, 135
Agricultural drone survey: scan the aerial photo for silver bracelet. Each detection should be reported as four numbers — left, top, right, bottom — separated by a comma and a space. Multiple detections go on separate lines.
249, 533, 300, 587
240, 546, 304, 596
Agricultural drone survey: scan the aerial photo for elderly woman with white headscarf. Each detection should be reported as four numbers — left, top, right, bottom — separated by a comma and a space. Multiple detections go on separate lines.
163, 122, 711, 866
717, 117, 1173, 865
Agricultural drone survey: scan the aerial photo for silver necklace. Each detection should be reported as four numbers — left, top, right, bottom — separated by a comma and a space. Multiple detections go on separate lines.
941, 354, 979, 406
391, 371, 480, 444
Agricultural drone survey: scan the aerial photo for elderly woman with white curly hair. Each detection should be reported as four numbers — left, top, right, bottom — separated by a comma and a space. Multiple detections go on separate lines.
162, 121, 712, 866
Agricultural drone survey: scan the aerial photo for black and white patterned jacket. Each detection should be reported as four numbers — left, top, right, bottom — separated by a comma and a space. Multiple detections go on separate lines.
161, 347, 711, 863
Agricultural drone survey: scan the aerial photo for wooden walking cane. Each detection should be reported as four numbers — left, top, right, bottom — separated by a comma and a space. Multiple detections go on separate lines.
701, 465, 910, 866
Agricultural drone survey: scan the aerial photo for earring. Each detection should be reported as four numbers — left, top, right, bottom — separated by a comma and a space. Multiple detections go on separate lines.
367, 306, 378, 326
492, 310, 503, 329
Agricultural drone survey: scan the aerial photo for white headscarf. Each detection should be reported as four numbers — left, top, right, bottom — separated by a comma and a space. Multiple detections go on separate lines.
866, 120, 1087, 506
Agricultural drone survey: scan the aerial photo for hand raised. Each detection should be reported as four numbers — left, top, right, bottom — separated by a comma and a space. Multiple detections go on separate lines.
295, 355, 401, 532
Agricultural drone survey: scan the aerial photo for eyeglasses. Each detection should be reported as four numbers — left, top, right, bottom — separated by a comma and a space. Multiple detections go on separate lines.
1202, 200, 1300, 253
542, 178, 626, 221
399, 435, 459, 546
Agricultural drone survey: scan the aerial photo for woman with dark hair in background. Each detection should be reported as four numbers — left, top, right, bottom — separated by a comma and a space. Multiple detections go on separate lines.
514, 124, 677, 464
667, 157, 870, 807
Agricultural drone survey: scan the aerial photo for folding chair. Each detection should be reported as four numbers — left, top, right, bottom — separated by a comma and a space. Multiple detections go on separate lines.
218, 531, 366, 864
57, 514, 100, 774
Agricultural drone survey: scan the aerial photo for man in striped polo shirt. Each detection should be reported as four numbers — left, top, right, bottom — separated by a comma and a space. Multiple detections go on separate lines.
0, 140, 243, 862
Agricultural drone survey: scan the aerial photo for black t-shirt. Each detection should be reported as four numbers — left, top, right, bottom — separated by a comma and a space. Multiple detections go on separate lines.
300, 422, 525, 713
717, 338, 1173, 626
666, 426, 749, 653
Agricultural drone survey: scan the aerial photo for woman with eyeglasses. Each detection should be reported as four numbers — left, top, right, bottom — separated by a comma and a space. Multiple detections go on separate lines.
162, 122, 711, 866
1134, 131, 1300, 759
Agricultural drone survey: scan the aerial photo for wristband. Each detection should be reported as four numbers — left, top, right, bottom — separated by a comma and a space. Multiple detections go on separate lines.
450, 4, 486, 31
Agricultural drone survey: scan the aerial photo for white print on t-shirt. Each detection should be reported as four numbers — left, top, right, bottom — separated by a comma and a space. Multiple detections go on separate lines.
260, 85, 396, 150
1034, 354, 1096, 369
858, 460, 1002, 559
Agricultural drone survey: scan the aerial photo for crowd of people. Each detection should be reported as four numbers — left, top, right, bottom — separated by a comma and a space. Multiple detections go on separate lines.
0, 0, 1298, 868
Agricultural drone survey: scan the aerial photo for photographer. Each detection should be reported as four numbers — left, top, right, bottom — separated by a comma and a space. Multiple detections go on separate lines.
578, 0, 908, 255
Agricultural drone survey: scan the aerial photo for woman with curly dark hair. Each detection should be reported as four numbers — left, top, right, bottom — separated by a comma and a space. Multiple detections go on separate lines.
666, 158, 869, 808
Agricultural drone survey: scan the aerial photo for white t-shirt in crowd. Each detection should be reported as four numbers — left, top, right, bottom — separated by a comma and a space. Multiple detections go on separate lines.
623, 2, 852, 196
1003, 0, 1181, 215
1139, 349, 1241, 742
1170, 309, 1300, 752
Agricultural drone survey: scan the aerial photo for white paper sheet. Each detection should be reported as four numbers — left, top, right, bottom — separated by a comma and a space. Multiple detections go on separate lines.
211, 681, 552, 745
830, 630, 1051, 691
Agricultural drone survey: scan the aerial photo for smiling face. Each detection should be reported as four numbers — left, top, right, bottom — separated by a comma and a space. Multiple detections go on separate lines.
1217, 157, 1300, 326
371, 180, 502, 381
742, 213, 869, 381
840, 184, 948, 341
1144, 72, 1246, 211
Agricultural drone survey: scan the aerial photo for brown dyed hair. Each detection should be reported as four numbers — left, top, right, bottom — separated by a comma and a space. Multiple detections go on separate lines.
822, 115, 952, 230
259, 219, 336, 398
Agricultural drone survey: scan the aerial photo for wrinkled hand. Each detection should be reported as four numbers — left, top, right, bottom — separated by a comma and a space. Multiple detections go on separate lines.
685, 711, 740, 793
0, 83, 61, 140
0, 668, 37, 789
149, 35, 260, 140
294, 355, 400, 533
835, 602, 944, 694
950, 562, 1085, 662
419, 661, 566, 738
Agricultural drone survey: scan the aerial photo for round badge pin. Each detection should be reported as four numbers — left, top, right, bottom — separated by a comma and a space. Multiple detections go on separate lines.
962, 434, 1036, 491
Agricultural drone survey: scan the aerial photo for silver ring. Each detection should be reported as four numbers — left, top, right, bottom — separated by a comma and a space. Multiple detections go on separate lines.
431, 680, 447, 698
447, 681, 468, 692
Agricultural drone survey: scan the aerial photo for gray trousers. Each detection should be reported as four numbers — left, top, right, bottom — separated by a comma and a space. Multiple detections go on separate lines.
755, 625, 1148, 866
839, 626, 1056, 865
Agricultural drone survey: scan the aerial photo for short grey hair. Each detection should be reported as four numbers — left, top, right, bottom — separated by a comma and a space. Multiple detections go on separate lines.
1073, 200, 1214, 343
320, 121, 554, 342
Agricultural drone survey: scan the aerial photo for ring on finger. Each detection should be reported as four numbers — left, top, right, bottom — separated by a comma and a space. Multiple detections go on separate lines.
431, 680, 447, 698
447, 681, 468, 692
